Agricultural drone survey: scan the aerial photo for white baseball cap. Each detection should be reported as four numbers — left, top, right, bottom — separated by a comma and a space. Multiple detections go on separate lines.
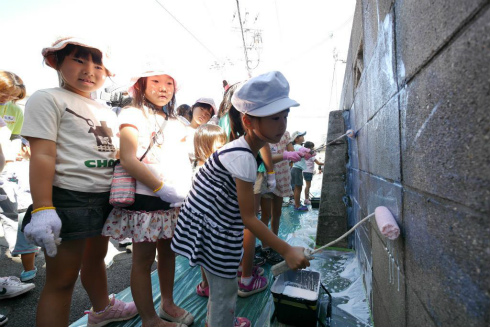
231, 71, 299, 117
290, 131, 306, 143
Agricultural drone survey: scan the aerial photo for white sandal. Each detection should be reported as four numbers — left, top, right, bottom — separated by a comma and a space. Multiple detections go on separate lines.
158, 306, 194, 326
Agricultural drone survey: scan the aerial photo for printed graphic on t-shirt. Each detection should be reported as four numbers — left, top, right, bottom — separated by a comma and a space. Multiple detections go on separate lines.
66, 108, 116, 153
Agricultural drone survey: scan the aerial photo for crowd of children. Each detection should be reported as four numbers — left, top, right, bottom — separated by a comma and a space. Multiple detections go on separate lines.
0, 36, 325, 327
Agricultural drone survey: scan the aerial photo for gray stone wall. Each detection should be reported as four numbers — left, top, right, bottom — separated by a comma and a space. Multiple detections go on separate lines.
337, 0, 490, 326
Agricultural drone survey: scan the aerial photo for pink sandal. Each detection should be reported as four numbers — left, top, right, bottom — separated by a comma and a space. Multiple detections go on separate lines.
196, 282, 209, 297
234, 317, 251, 327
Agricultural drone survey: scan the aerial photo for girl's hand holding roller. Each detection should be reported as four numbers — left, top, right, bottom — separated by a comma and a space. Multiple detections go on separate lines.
297, 146, 314, 160
282, 151, 301, 162
24, 208, 62, 257
283, 246, 310, 270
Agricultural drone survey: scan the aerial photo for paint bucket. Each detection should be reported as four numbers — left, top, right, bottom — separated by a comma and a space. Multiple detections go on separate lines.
271, 270, 321, 327
310, 197, 321, 209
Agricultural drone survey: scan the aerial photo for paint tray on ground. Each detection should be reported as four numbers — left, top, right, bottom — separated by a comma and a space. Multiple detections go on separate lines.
271, 269, 322, 327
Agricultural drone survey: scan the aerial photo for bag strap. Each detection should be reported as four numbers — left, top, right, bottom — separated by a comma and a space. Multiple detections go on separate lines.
138, 113, 168, 162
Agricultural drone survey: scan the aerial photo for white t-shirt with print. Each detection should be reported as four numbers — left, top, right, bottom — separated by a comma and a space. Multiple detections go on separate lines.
118, 108, 192, 197
21, 87, 119, 193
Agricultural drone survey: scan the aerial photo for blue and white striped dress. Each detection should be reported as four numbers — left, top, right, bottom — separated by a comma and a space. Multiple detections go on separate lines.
171, 137, 257, 278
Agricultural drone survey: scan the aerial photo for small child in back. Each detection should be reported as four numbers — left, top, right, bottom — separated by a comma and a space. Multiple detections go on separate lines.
171, 71, 310, 327
193, 124, 227, 172
302, 141, 323, 204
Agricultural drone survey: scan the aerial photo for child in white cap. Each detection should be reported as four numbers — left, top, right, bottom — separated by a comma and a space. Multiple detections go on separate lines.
102, 62, 194, 327
21, 36, 137, 327
171, 71, 310, 327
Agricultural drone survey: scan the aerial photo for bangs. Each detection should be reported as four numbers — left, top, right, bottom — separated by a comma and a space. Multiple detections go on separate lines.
65, 44, 103, 66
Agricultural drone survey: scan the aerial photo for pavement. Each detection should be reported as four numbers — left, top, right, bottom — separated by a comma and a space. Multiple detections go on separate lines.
0, 219, 152, 327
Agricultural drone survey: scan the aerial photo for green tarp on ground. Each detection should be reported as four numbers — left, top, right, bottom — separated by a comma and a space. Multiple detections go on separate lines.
71, 176, 373, 327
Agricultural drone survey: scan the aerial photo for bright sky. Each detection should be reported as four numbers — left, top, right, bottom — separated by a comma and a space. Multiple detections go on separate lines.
0, 0, 355, 145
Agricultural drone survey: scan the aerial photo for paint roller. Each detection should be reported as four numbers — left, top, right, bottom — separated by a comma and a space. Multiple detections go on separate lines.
271, 206, 400, 276
312, 129, 356, 152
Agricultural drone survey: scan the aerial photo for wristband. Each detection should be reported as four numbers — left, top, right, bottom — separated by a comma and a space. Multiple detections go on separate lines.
153, 181, 164, 193
267, 171, 275, 175
31, 206, 56, 214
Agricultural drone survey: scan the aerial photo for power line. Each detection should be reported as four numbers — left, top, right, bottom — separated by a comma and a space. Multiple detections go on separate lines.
236, 0, 252, 77
153, 0, 221, 62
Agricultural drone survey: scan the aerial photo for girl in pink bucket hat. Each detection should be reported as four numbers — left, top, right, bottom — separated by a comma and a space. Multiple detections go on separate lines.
102, 62, 194, 327
21, 36, 137, 327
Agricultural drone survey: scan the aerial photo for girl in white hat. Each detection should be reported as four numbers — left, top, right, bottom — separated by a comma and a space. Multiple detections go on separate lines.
171, 71, 310, 327
21, 37, 137, 327
102, 63, 193, 327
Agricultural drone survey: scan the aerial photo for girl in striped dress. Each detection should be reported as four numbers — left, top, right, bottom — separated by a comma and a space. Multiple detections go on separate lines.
171, 71, 310, 327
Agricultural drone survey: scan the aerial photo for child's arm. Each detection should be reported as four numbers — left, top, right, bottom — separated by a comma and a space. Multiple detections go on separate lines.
24, 137, 61, 257
314, 158, 323, 165
260, 144, 276, 191
29, 138, 56, 208
236, 178, 310, 270
119, 125, 185, 203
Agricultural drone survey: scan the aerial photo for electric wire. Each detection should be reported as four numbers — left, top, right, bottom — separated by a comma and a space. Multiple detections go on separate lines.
153, 0, 221, 62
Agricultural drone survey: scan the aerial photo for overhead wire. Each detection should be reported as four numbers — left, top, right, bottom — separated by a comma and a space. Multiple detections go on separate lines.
153, 0, 221, 62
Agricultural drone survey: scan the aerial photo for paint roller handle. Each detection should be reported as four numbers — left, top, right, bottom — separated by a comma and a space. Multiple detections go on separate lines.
271, 248, 314, 277
271, 212, 375, 277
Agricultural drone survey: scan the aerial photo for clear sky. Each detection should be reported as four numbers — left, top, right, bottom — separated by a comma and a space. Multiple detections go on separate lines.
0, 0, 355, 145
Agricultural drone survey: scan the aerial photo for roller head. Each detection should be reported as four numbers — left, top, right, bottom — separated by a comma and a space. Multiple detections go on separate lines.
374, 206, 400, 240
346, 129, 355, 139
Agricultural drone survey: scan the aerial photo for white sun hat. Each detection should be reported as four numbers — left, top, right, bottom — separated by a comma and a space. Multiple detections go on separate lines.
231, 71, 299, 117
41, 37, 114, 76
194, 97, 217, 115
127, 60, 178, 96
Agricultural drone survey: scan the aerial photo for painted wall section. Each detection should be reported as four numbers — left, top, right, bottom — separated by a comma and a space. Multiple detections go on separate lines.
333, 0, 490, 326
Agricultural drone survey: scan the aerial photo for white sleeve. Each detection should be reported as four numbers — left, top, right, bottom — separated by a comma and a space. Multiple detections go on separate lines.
221, 152, 257, 183
21, 90, 61, 142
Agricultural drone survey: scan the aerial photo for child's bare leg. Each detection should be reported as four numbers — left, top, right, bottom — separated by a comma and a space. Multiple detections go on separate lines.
81, 235, 110, 311
294, 185, 302, 207
304, 180, 311, 200
131, 241, 161, 324
270, 195, 283, 236
259, 197, 272, 228
200, 267, 208, 288
240, 193, 262, 277
241, 229, 256, 278
20, 252, 36, 271
36, 239, 85, 327
157, 238, 186, 318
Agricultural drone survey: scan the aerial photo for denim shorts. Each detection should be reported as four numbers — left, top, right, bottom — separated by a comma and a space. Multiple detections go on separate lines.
303, 172, 313, 182
12, 212, 40, 255
290, 167, 304, 187
22, 186, 113, 241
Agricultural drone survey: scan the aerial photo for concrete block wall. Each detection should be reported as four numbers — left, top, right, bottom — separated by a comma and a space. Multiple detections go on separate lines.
337, 0, 490, 326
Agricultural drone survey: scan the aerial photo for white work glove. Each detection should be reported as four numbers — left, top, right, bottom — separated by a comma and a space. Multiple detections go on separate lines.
24, 208, 62, 257
170, 202, 184, 208
155, 183, 186, 204
266, 172, 276, 192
